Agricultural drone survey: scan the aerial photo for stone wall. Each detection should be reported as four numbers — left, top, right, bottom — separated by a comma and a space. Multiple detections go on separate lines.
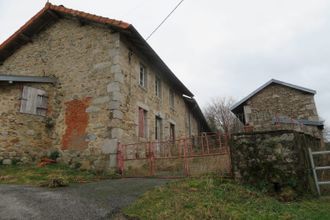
0, 83, 56, 165
0, 19, 118, 169
231, 130, 321, 195
0, 18, 202, 170
115, 35, 201, 146
243, 84, 322, 137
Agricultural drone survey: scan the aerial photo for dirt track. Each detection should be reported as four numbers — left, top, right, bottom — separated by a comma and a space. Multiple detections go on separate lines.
0, 178, 169, 220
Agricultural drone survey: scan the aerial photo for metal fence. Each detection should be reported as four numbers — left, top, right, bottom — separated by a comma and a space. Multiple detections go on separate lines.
117, 133, 231, 177
234, 112, 324, 135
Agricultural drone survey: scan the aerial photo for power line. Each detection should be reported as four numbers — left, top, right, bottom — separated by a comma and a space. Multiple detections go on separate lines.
146, 0, 185, 41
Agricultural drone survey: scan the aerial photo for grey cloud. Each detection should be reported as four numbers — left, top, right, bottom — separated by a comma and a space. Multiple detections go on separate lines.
0, 0, 329, 126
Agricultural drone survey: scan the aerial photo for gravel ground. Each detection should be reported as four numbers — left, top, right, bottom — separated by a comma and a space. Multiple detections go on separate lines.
0, 178, 169, 220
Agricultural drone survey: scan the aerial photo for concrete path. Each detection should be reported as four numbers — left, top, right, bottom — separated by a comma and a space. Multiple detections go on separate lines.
0, 178, 169, 220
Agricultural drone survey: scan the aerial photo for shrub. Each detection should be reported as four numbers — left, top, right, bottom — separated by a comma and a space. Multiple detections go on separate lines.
49, 151, 60, 161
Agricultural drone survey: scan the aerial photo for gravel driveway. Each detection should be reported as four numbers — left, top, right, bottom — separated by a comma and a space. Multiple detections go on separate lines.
0, 178, 169, 220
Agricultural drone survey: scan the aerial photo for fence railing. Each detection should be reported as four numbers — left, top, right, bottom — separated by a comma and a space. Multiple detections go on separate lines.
117, 133, 230, 176
234, 112, 324, 137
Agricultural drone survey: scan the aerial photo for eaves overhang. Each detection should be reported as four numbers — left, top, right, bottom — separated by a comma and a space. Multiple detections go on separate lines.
230, 79, 316, 113
0, 3, 193, 97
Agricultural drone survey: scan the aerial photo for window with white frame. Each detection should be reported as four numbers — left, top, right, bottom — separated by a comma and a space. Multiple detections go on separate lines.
155, 77, 161, 98
139, 64, 147, 88
20, 86, 48, 116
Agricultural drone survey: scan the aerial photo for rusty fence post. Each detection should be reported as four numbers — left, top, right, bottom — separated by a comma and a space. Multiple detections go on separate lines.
183, 138, 190, 176
225, 133, 233, 177
205, 134, 210, 154
201, 135, 205, 155
218, 132, 222, 153
189, 137, 193, 156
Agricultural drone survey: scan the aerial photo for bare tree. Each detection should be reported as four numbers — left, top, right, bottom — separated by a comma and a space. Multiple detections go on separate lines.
204, 97, 243, 133
323, 126, 330, 143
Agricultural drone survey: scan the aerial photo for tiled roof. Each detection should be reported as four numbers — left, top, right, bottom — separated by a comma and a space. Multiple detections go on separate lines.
0, 3, 129, 56
47, 3, 130, 28
231, 79, 316, 112
0, 3, 194, 97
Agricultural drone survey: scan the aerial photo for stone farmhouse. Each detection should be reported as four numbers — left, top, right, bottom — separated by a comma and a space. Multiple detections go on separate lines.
230, 79, 324, 138
0, 3, 210, 169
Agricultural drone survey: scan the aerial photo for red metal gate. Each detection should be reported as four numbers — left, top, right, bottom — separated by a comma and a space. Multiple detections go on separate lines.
117, 133, 231, 177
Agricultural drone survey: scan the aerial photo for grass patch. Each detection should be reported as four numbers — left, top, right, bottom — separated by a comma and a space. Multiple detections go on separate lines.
0, 164, 115, 186
124, 176, 330, 220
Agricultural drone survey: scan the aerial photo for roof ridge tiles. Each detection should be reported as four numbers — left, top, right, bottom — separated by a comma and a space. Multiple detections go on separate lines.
230, 79, 316, 111
0, 2, 194, 98
0, 3, 131, 52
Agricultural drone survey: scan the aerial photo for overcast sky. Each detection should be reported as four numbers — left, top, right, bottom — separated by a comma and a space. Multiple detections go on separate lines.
1, 0, 329, 126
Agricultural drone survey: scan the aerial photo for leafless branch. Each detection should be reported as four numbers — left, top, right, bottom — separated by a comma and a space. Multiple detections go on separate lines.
204, 97, 243, 133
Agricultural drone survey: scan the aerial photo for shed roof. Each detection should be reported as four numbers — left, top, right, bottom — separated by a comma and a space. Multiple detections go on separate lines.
231, 79, 316, 112
0, 74, 56, 84
0, 3, 193, 97
0, 3, 211, 131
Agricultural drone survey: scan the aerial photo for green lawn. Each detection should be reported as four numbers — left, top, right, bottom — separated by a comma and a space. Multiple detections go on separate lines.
124, 176, 330, 220
0, 164, 113, 186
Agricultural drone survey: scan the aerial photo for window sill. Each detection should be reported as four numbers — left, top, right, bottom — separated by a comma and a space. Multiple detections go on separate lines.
19, 111, 46, 118
138, 84, 148, 92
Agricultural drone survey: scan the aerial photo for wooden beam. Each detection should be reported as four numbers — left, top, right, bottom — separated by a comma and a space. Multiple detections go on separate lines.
20, 34, 33, 43
78, 18, 87, 26
46, 10, 61, 19
110, 29, 118, 34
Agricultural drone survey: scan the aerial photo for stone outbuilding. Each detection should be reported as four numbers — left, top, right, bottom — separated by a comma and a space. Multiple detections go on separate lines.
230, 79, 324, 138
230, 80, 325, 195
0, 3, 209, 170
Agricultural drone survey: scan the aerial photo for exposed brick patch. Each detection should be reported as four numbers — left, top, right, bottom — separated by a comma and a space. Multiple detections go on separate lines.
62, 97, 91, 150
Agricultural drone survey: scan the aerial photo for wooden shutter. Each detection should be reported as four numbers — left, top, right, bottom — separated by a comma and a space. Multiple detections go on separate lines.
138, 108, 145, 137
20, 86, 47, 116
36, 89, 48, 116
20, 86, 29, 113
20, 86, 38, 114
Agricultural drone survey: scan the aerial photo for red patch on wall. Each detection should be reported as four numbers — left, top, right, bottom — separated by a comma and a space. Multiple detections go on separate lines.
61, 97, 92, 150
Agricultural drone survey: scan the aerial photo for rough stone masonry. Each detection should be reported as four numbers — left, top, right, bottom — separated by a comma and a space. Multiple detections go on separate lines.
0, 6, 207, 171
